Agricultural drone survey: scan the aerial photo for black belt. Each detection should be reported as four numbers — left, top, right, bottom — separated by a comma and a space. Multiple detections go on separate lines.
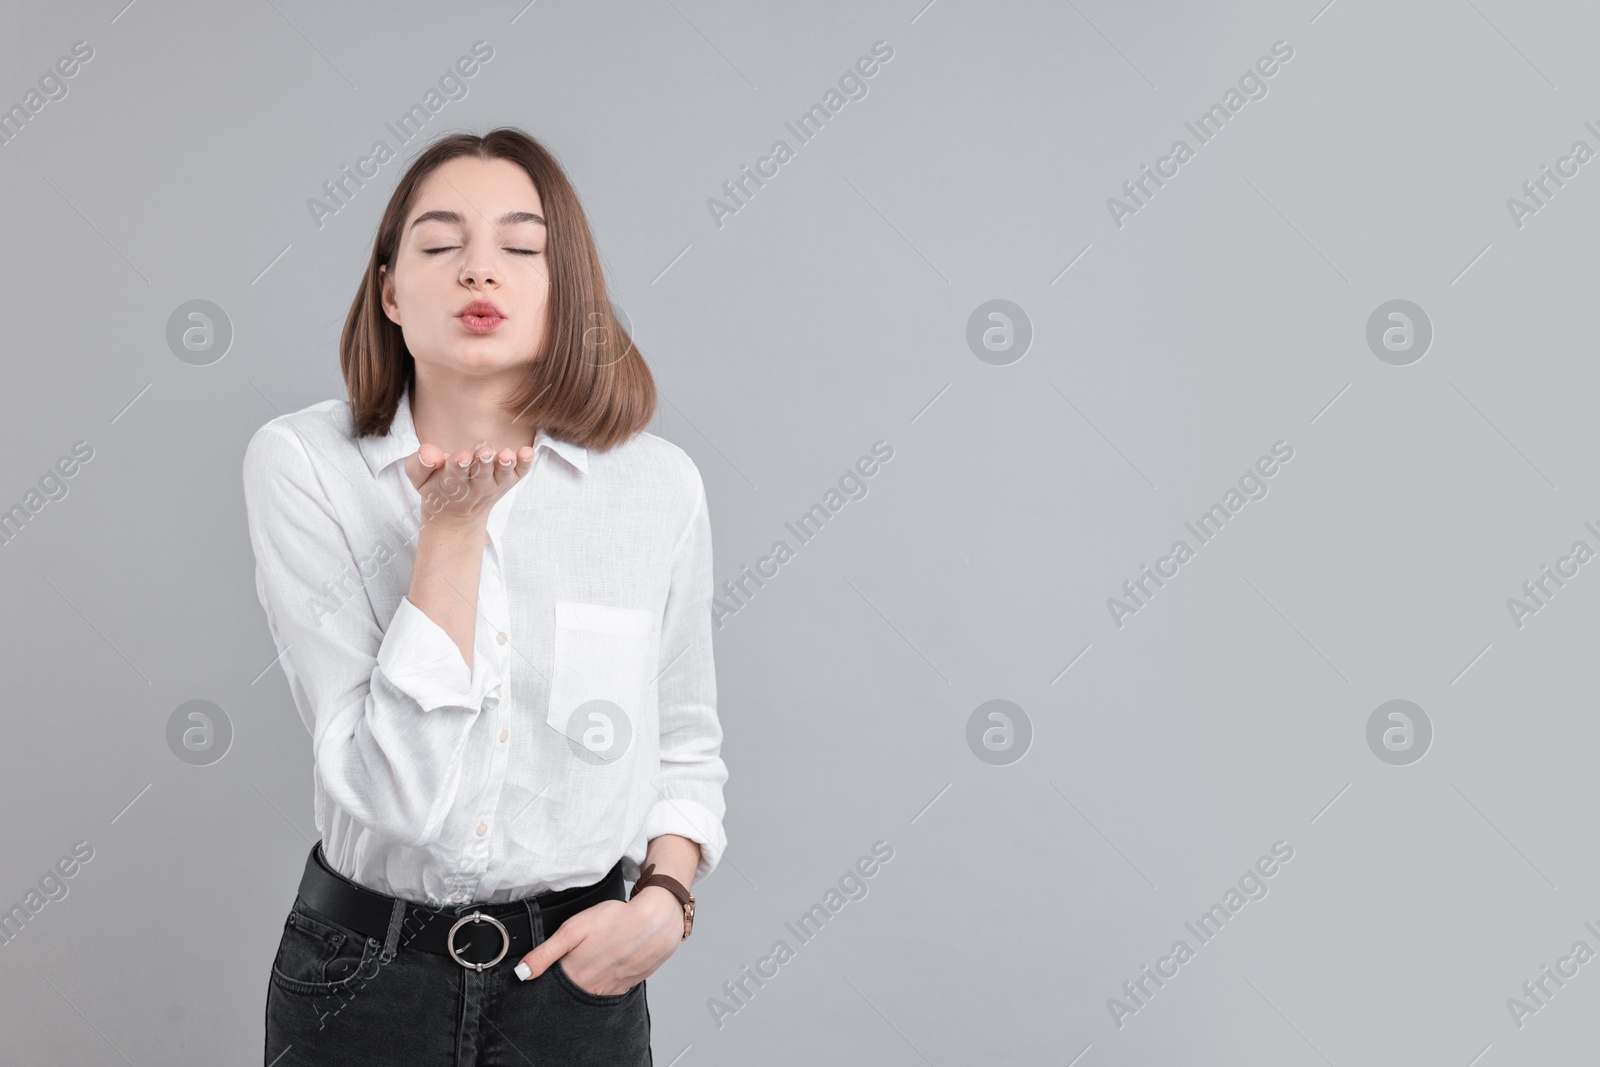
295, 841, 625, 972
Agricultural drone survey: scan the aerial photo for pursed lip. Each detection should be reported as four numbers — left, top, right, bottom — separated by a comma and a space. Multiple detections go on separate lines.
458, 300, 504, 318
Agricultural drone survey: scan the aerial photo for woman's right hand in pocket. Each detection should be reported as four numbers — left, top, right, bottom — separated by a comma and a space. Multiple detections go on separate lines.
405, 443, 537, 530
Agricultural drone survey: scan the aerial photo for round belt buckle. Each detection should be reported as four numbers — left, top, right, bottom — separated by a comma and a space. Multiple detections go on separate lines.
446, 910, 511, 971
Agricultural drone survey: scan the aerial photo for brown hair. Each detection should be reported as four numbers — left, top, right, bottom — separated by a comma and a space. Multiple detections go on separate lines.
340, 127, 654, 452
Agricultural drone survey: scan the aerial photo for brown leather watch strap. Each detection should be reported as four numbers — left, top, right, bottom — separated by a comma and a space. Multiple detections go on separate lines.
629, 862, 695, 939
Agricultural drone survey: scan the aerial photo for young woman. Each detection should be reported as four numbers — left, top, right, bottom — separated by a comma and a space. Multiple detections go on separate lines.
243, 127, 727, 1065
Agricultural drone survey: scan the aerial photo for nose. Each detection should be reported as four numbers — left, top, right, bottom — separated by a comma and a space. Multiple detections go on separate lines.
460, 246, 498, 287
460, 262, 497, 287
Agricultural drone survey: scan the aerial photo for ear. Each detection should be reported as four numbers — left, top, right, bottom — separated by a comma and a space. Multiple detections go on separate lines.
378, 264, 400, 325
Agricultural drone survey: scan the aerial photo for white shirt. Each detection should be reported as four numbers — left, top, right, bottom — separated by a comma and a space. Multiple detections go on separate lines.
241, 383, 728, 905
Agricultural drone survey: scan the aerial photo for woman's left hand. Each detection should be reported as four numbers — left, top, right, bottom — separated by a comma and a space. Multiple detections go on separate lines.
513, 889, 684, 995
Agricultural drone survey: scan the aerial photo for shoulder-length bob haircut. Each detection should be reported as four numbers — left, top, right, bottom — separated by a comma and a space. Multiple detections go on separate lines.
340, 126, 654, 452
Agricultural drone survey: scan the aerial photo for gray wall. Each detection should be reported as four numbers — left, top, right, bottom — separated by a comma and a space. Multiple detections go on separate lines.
1, 0, 1594, 1063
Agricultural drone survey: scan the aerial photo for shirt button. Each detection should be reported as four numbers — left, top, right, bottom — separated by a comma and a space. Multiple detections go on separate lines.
450, 891, 465, 903
476, 822, 488, 836
494, 684, 503, 697
499, 728, 509, 742
496, 632, 507, 645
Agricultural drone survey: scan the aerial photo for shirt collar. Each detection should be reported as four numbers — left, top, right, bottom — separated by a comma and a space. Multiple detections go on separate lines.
356, 382, 590, 479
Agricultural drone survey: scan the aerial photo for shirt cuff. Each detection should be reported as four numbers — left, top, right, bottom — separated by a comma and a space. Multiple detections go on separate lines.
640, 796, 726, 884
375, 596, 500, 713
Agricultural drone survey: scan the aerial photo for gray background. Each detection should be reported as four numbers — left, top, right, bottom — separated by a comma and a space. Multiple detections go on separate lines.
0, 0, 1593, 1063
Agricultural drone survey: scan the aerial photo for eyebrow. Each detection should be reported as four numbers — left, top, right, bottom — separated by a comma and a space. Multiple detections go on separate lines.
409, 209, 546, 230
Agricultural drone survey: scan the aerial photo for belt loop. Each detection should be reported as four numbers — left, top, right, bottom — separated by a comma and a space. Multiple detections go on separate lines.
522, 895, 545, 950
380, 897, 407, 963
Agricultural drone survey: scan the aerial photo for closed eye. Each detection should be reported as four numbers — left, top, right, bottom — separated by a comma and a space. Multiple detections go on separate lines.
422, 247, 542, 256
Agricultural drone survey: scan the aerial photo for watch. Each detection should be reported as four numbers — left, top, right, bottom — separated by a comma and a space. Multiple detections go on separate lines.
629, 862, 696, 940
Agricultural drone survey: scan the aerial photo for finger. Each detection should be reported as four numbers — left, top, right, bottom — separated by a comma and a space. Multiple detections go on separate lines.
444, 450, 475, 501
513, 445, 537, 480
462, 449, 496, 518
470, 447, 498, 492
491, 447, 518, 489
406, 444, 443, 490
514, 928, 578, 982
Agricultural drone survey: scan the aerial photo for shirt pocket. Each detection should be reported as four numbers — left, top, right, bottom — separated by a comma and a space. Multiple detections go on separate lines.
546, 600, 656, 762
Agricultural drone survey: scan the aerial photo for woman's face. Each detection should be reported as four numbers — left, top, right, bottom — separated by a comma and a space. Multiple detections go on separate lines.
380, 155, 549, 380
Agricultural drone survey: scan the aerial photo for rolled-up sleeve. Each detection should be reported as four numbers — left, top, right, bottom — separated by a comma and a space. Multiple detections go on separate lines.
242, 420, 498, 849
641, 461, 729, 884
377, 596, 502, 714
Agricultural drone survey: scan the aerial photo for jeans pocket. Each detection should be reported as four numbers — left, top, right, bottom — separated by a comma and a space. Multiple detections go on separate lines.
269, 898, 381, 997
551, 958, 643, 1006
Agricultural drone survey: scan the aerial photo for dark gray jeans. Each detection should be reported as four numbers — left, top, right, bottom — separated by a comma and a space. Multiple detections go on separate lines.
264, 881, 652, 1065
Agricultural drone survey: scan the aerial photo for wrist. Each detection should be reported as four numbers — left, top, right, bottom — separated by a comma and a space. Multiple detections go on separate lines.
630, 864, 695, 940
419, 512, 486, 539
631, 885, 684, 934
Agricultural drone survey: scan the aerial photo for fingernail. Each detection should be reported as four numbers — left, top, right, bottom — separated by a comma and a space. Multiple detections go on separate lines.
514, 961, 531, 981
